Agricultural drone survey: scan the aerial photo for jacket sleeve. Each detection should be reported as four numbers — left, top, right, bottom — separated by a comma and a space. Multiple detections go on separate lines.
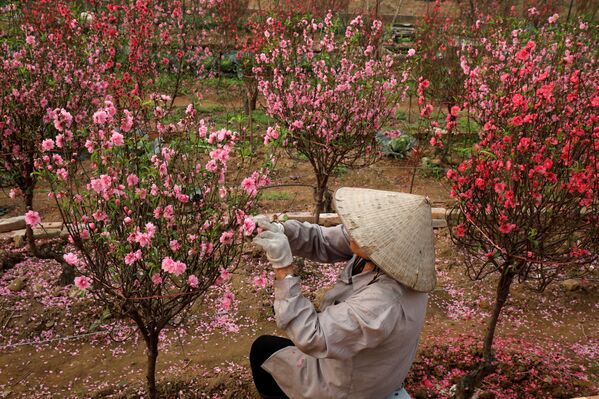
273, 277, 400, 360
282, 220, 353, 263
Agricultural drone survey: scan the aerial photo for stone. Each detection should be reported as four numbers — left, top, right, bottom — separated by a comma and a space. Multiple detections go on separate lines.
431, 207, 447, 219
12, 230, 26, 248
0, 216, 25, 233
432, 219, 447, 228
0, 250, 25, 271
8, 277, 25, 292
32, 227, 62, 239
562, 278, 581, 291
41, 222, 64, 229
280, 212, 341, 226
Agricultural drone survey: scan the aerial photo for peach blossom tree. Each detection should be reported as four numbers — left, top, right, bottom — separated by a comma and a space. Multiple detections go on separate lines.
40, 99, 268, 398
255, 13, 408, 220
445, 20, 598, 398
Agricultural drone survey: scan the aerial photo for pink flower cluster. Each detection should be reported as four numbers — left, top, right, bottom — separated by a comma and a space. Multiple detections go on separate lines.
161, 257, 187, 276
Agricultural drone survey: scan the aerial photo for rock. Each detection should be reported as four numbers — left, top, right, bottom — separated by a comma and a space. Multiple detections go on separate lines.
32, 227, 62, 239
32, 283, 44, 294
431, 207, 447, 219
0, 250, 25, 271
562, 279, 581, 291
432, 219, 447, 229
281, 212, 341, 226
8, 277, 26, 292
40, 222, 64, 230
13, 234, 25, 248
0, 216, 25, 233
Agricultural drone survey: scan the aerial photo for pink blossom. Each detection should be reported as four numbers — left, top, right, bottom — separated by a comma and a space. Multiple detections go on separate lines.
41, 139, 55, 152
92, 109, 108, 125
74, 276, 91, 290
63, 252, 80, 266
243, 218, 256, 236
124, 250, 142, 265
219, 231, 234, 245
121, 110, 133, 132
135, 233, 151, 247
241, 177, 257, 196
161, 256, 186, 276
170, 239, 181, 252
126, 174, 139, 187
547, 13, 559, 24
221, 291, 235, 311
188, 274, 199, 288
145, 222, 156, 237
407, 48, 416, 57
24, 210, 41, 226
110, 131, 124, 146
56, 168, 68, 181
254, 274, 267, 289
90, 174, 111, 194
151, 273, 163, 285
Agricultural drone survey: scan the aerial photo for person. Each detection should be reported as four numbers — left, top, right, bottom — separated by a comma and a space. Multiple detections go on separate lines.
249, 187, 436, 399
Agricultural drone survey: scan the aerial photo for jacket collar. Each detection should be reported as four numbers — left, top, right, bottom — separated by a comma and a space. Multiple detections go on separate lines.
340, 257, 378, 291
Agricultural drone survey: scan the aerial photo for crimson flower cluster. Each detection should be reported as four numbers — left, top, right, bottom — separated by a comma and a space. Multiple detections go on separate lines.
448, 22, 597, 288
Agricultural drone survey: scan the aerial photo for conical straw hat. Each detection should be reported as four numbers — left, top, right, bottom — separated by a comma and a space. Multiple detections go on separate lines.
334, 187, 436, 292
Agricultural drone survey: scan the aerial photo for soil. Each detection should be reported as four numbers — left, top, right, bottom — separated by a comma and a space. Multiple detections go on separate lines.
0, 217, 597, 398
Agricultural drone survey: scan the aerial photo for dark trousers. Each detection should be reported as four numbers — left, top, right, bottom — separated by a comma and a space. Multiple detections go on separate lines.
250, 335, 294, 399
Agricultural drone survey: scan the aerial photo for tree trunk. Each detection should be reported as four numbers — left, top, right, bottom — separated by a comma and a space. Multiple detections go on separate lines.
244, 78, 258, 115
312, 173, 331, 225
23, 182, 75, 284
456, 269, 515, 399
313, 186, 325, 225
145, 332, 159, 399
23, 189, 41, 257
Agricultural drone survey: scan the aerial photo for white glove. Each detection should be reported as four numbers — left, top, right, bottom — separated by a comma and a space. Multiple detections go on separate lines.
253, 230, 293, 269
252, 215, 285, 234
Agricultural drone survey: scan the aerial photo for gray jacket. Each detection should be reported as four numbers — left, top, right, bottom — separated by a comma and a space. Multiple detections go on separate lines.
262, 221, 428, 399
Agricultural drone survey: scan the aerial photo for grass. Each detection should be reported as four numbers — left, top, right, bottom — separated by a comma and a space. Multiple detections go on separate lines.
196, 103, 227, 114
457, 115, 480, 134
395, 109, 408, 121
260, 191, 291, 201
202, 77, 244, 89
333, 165, 349, 177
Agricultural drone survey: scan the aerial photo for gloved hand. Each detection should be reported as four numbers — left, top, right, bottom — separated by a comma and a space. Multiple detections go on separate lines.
253, 227, 293, 269
252, 215, 285, 234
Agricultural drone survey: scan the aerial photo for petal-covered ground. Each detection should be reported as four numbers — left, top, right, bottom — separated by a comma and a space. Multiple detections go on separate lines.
0, 231, 597, 398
